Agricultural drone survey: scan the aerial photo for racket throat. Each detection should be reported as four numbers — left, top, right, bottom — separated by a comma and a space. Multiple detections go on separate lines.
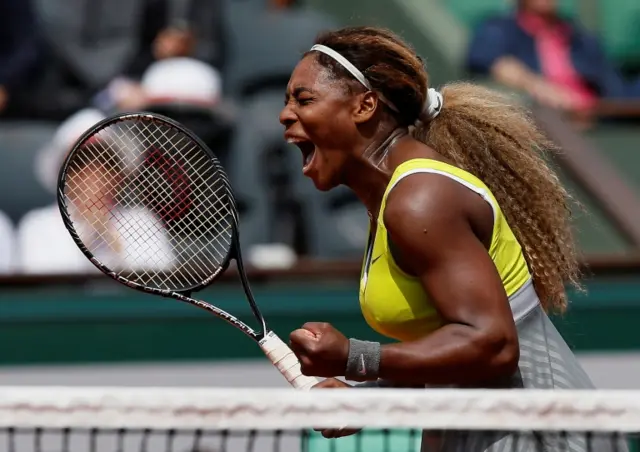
234, 249, 267, 337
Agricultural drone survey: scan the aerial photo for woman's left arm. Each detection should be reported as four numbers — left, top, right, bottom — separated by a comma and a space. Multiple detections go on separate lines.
290, 175, 520, 386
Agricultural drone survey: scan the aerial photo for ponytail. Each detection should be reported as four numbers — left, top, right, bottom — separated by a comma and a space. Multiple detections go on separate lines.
413, 82, 581, 312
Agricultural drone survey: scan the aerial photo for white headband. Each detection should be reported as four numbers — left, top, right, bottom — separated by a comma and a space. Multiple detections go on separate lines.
310, 44, 399, 112
310, 44, 443, 122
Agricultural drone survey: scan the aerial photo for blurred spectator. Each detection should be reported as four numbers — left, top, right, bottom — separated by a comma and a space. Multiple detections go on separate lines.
28, 0, 226, 119
0, 0, 45, 118
141, 58, 223, 107
139, 57, 235, 167
18, 109, 106, 274
66, 141, 176, 273
17, 108, 175, 274
167, 0, 226, 69
466, 0, 639, 119
92, 0, 227, 112
0, 210, 17, 274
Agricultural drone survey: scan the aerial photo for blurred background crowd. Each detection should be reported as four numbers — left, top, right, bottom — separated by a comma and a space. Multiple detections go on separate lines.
0, 0, 639, 274
1, 0, 640, 393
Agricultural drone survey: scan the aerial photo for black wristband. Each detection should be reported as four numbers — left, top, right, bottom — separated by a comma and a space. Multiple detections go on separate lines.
345, 338, 381, 381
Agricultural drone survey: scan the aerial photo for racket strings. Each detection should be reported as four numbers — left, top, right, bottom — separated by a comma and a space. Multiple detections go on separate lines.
63, 117, 235, 291
123, 127, 232, 288
123, 120, 234, 243
121, 120, 234, 286
119, 132, 233, 279
159, 186, 232, 273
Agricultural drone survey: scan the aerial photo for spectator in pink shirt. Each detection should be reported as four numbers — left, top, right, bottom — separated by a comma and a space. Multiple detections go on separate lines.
467, 0, 638, 122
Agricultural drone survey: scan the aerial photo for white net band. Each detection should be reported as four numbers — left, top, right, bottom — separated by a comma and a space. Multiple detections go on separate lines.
2, 387, 640, 432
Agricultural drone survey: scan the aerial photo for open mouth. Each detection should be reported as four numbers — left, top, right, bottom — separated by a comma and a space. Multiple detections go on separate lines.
288, 139, 316, 172
298, 141, 315, 167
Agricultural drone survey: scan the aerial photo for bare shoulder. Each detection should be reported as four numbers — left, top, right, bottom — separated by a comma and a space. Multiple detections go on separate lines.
381, 170, 494, 273
382, 171, 471, 237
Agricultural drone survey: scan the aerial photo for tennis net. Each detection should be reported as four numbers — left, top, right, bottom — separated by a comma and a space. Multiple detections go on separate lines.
2, 386, 640, 452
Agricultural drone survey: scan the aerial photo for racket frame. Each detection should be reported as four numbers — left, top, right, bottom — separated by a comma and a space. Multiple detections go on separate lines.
56, 112, 264, 340
57, 111, 321, 390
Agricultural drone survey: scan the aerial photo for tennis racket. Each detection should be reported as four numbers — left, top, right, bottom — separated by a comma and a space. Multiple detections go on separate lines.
57, 112, 320, 390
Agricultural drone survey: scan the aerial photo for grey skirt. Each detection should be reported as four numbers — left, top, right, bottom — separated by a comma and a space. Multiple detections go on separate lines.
424, 303, 629, 452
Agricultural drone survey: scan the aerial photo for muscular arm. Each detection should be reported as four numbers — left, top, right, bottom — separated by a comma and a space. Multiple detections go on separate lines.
374, 174, 519, 386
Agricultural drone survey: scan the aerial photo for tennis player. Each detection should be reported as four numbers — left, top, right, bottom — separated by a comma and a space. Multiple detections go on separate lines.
284, 26, 626, 452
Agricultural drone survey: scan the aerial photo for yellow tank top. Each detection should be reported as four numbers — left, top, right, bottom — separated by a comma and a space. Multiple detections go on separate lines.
359, 159, 531, 342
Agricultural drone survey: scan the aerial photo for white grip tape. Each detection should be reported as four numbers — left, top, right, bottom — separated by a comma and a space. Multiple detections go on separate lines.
259, 331, 320, 390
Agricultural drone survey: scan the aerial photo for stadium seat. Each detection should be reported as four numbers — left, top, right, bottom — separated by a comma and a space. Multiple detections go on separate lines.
223, 2, 337, 99
226, 90, 285, 251
598, 0, 640, 72
31, 0, 138, 90
0, 122, 58, 223
586, 124, 640, 198
223, 4, 338, 253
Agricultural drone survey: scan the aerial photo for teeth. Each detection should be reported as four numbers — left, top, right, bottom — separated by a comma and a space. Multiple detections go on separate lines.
304, 150, 314, 166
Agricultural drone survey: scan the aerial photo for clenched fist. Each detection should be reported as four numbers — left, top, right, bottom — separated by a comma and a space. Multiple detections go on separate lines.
289, 322, 349, 377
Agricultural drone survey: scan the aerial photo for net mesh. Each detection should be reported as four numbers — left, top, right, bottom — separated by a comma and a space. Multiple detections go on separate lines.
61, 115, 234, 292
2, 387, 639, 452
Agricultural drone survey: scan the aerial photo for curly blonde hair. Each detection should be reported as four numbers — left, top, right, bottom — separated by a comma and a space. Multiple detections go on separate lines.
418, 83, 581, 312
314, 26, 581, 312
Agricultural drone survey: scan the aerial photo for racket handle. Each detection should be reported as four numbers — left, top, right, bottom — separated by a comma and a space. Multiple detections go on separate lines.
259, 331, 320, 390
